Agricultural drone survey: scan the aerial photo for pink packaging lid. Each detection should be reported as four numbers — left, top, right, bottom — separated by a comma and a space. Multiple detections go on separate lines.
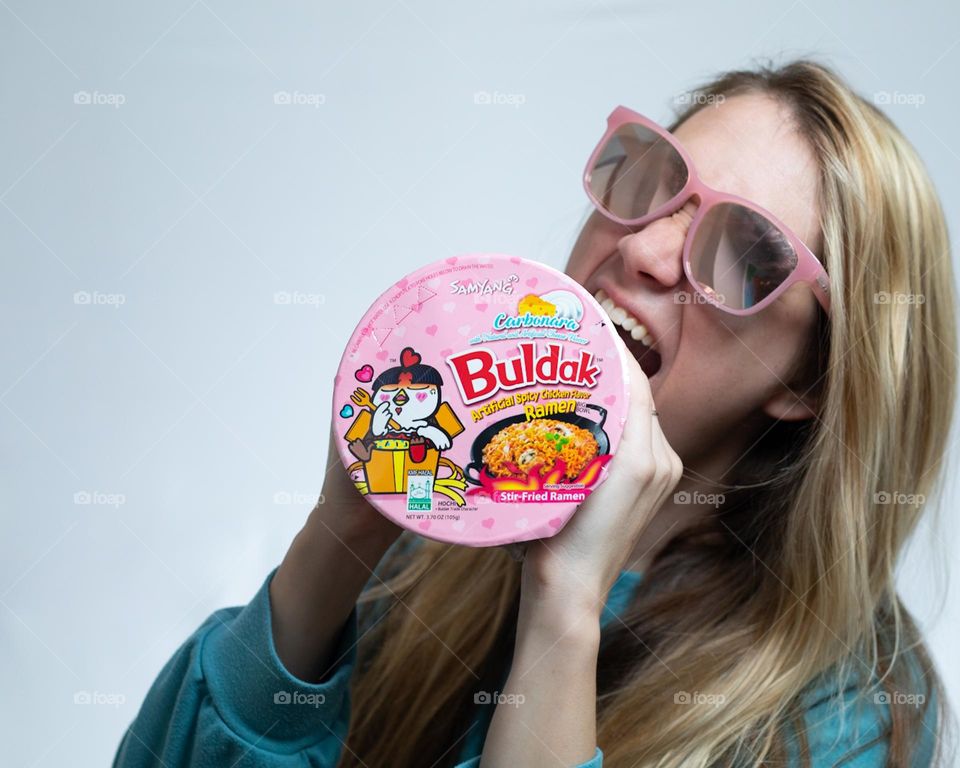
332, 254, 631, 547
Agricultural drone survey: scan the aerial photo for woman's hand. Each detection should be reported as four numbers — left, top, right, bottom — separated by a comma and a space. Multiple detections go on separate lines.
317, 425, 403, 549
521, 352, 683, 619
481, 354, 682, 767
268, 425, 402, 682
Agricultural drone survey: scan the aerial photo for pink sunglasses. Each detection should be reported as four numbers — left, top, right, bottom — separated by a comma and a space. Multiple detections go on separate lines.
583, 105, 831, 316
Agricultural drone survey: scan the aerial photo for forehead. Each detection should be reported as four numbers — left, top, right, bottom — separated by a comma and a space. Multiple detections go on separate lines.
672, 92, 822, 253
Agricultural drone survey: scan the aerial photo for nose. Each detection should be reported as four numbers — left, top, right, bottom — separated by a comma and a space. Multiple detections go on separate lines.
616, 203, 695, 290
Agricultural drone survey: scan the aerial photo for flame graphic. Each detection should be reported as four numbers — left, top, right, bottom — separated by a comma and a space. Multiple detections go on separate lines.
467, 454, 612, 498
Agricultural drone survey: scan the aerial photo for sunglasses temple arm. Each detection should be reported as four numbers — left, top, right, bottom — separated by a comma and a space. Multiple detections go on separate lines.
792, 246, 832, 314
808, 266, 832, 314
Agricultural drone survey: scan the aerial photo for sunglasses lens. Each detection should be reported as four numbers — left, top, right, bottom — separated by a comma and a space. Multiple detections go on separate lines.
588, 123, 688, 221
689, 202, 799, 311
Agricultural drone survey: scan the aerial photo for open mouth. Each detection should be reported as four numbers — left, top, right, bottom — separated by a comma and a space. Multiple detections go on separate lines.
594, 288, 663, 379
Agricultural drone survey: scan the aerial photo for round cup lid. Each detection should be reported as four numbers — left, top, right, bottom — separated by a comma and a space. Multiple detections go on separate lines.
332, 253, 631, 546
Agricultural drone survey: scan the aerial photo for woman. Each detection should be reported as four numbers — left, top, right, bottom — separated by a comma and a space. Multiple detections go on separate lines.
114, 59, 955, 767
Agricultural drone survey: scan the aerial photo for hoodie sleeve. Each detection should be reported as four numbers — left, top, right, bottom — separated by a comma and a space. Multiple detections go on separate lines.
797, 666, 938, 768
112, 565, 361, 767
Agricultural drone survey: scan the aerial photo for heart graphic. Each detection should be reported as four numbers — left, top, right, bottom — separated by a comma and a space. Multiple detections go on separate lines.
397, 277, 409, 290
481, 517, 495, 529
443, 302, 456, 313
339, 404, 354, 418
393, 325, 407, 338
452, 520, 466, 531
376, 350, 389, 361
418, 520, 431, 531
475, 303, 488, 312
415, 391, 428, 401
425, 324, 438, 336
400, 347, 421, 367
526, 277, 538, 288
515, 517, 528, 529
458, 324, 471, 336
509, 256, 522, 264
445, 256, 458, 265
604, 395, 617, 405
355, 365, 374, 382
549, 517, 563, 528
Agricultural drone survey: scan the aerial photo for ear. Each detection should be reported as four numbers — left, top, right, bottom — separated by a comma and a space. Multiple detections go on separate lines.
761, 385, 819, 422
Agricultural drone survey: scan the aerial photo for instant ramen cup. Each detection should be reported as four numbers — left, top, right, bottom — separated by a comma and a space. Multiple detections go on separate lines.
332, 253, 631, 547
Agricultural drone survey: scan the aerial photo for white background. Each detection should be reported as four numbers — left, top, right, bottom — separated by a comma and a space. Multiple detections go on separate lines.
1, 2, 958, 764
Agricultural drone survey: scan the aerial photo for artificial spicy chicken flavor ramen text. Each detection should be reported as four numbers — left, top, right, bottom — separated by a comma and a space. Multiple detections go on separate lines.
332, 254, 631, 546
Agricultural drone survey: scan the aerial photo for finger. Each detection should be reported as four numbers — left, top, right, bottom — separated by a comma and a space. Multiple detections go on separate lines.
650, 410, 683, 497
621, 349, 655, 467
648, 409, 668, 469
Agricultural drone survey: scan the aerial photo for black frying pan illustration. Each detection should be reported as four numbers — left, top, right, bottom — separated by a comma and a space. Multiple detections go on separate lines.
464, 404, 610, 486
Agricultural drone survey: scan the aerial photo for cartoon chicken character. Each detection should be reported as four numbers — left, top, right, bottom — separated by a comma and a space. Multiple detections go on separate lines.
343, 346, 465, 494
370, 347, 453, 450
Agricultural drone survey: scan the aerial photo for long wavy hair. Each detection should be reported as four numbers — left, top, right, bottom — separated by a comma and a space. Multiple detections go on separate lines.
338, 59, 957, 767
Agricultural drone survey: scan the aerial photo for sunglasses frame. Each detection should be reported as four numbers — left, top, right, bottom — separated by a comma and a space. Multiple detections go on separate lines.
583, 105, 831, 316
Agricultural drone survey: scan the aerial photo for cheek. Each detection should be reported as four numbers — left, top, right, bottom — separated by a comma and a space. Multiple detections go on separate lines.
654, 302, 817, 460
415, 392, 429, 402
673, 315, 736, 384
379, 393, 390, 402
660, 309, 758, 413
671, 307, 806, 406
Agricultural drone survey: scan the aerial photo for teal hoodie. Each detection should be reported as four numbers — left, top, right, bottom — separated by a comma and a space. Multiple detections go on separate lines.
113, 542, 936, 767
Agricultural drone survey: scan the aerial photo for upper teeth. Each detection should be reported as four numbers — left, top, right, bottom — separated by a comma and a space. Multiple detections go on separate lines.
594, 289, 655, 348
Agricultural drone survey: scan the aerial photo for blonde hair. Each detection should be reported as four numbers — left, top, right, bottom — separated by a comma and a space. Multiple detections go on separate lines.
339, 59, 957, 767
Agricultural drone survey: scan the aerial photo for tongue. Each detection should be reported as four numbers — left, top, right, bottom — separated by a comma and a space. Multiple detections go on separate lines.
615, 324, 662, 378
